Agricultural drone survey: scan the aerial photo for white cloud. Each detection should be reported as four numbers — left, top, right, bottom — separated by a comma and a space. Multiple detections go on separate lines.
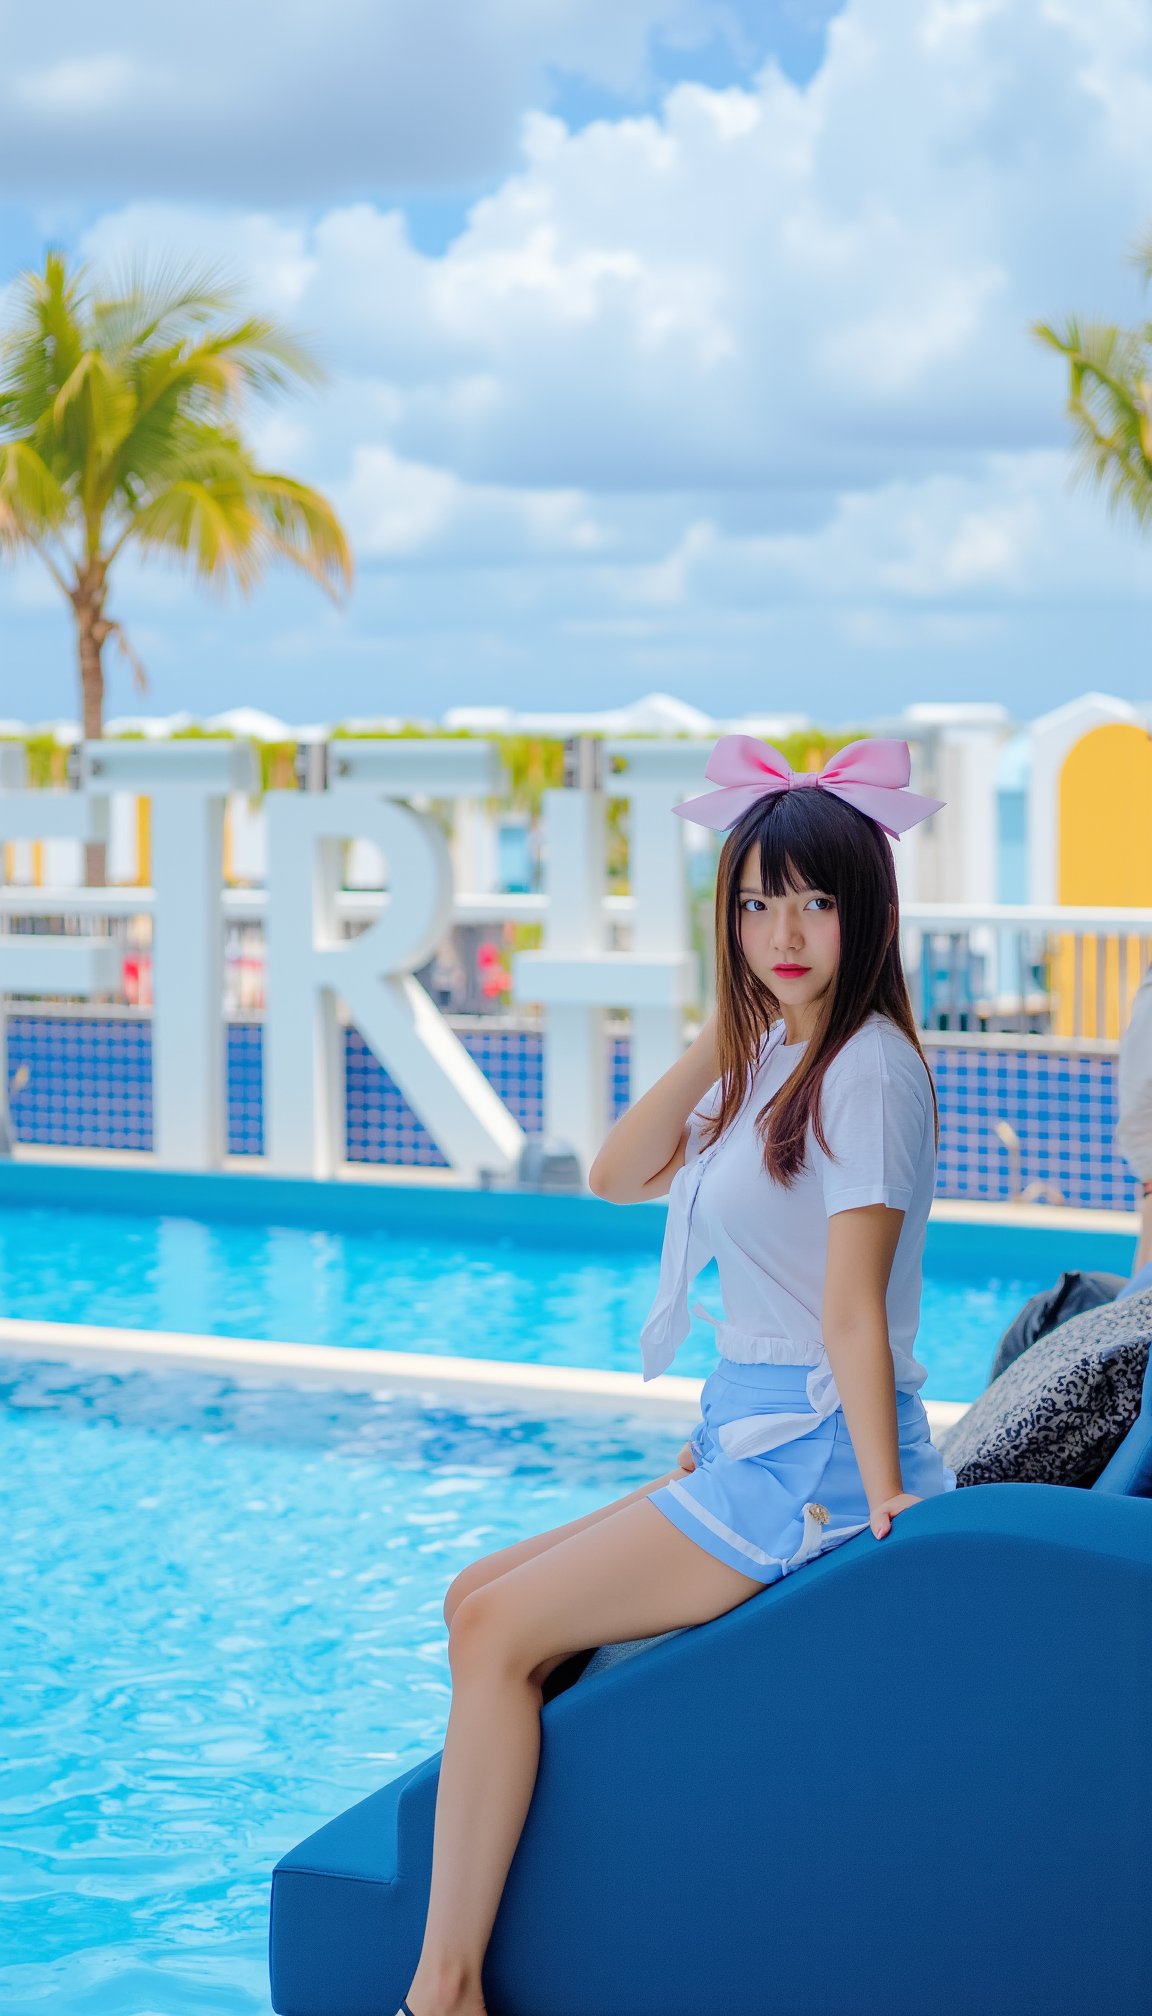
338, 445, 607, 562
8, 0, 1152, 724
612, 453, 1152, 610
0, 0, 738, 204
74, 0, 1152, 507
14, 55, 149, 115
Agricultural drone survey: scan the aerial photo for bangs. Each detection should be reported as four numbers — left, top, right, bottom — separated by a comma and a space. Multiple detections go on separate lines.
755, 837, 830, 900
746, 797, 845, 902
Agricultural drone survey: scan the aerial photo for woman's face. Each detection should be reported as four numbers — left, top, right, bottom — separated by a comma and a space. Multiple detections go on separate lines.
736, 844, 841, 1022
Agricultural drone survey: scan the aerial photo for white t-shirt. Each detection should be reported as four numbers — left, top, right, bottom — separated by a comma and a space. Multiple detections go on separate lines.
637, 1012, 937, 1414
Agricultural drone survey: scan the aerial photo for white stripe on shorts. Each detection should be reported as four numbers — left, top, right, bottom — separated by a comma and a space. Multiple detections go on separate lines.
662, 1477, 788, 1571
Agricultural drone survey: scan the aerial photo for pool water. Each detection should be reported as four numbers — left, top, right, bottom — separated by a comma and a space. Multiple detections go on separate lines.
0, 1183, 1078, 2011
0, 1203, 1049, 1399
0, 1361, 682, 2014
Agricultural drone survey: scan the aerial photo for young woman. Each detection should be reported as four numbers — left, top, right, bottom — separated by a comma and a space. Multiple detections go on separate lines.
395, 736, 958, 2016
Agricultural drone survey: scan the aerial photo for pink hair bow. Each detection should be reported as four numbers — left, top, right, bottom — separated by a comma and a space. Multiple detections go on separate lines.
672, 735, 944, 840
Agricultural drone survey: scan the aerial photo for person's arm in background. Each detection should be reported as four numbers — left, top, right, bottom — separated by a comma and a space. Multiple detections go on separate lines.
1116, 965, 1152, 1271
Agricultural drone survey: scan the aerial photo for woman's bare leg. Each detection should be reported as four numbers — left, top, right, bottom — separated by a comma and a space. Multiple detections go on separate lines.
441, 1458, 688, 1628
402, 1495, 761, 2016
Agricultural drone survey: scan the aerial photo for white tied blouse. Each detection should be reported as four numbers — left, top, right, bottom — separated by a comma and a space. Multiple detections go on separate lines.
637, 1013, 938, 1460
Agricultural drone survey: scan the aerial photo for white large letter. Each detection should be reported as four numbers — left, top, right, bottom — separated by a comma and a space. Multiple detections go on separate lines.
85, 737, 259, 1168
513, 739, 699, 1176
265, 741, 524, 1180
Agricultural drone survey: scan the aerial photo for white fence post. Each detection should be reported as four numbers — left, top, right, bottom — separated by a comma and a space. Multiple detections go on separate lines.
608, 741, 700, 1101
536, 770, 610, 1179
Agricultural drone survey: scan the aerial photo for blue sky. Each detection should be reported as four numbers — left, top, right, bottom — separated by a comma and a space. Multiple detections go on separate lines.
2, 0, 1152, 730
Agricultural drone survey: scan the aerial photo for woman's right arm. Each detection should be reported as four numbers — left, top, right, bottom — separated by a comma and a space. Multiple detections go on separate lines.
1118, 971, 1152, 1269
587, 1012, 720, 1204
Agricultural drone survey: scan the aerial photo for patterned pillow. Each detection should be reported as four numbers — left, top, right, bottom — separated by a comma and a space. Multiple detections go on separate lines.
937, 1287, 1152, 1488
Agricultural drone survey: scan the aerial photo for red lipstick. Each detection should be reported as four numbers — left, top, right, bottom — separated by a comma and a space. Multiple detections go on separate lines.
773, 964, 810, 976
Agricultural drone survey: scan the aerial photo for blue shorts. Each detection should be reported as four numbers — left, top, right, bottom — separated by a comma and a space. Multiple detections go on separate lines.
647, 1359, 958, 1586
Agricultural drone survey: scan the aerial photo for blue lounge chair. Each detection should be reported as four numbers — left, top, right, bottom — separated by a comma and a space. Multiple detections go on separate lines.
268, 1365, 1152, 2016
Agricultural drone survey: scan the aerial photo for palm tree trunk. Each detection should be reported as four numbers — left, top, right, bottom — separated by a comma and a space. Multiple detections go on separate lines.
72, 564, 109, 886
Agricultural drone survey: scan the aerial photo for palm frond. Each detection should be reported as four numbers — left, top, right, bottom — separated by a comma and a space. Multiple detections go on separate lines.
1130, 227, 1152, 295
1032, 311, 1152, 527
101, 320, 327, 515
135, 317, 326, 415
0, 249, 88, 435
0, 439, 70, 546
91, 255, 243, 357
51, 347, 136, 471
106, 618, 150, 695
128, 440, 351, 601
131, 477, 269, 591
250, 472, 354, 597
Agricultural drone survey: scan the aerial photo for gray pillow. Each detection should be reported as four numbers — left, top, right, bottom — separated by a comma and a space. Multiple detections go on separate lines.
938, 1287, 1152, 1488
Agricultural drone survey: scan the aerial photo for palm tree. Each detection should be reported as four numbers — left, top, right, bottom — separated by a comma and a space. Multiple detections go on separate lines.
0, 249, 353, 765
1034, 229, 1152, 526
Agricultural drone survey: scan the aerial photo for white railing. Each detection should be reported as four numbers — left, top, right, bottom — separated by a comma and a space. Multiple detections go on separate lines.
5, 890, 1149, 928
0, 885, 559, 922
899, 902, 1152, 1045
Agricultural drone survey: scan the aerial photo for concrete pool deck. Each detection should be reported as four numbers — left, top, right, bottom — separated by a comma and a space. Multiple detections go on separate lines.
0, 1313, 974, 1429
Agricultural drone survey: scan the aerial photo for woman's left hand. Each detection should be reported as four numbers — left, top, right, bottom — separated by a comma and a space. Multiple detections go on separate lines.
869, 1491, 922, 1539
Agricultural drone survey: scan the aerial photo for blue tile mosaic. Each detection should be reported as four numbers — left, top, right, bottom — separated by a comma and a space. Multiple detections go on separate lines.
925, 1042, 1141, 1212
8, 1015, 153, 1152
3, 1014, 1142, 1212
227, 1022, 263, 1157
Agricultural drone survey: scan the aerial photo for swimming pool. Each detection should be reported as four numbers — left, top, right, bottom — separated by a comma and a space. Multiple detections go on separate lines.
0, 1361, 680, 2015
1, 1166, 1137, 2009
0, 1182, 1105, 1401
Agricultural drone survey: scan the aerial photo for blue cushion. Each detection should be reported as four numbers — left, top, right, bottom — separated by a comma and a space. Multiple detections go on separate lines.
1093, 1410, 1152, 1494
270, 1485, 1152, 2016
1093, 1316, 1152, 1495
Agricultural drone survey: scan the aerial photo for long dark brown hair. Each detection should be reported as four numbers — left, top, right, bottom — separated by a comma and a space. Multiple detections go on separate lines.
696, 786, 938, 1185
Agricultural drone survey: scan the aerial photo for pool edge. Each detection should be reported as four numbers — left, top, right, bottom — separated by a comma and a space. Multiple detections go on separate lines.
0, 1315, 973, 1430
